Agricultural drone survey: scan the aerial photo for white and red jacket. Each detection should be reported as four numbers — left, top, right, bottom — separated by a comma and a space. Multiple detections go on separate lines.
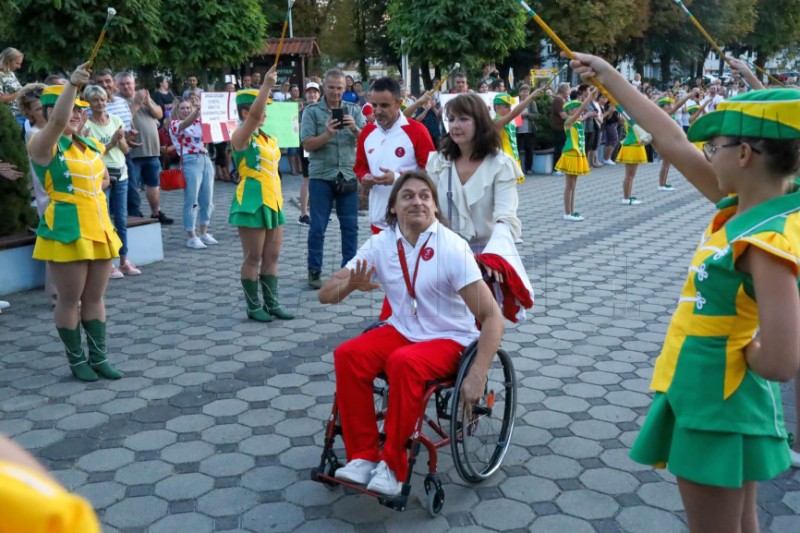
354, 114, 435, 230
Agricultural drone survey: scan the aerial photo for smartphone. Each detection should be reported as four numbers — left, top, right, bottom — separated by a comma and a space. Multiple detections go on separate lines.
332, 108, 344, 129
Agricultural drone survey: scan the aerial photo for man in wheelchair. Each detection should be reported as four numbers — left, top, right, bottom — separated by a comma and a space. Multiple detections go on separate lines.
318, 171, 504, 497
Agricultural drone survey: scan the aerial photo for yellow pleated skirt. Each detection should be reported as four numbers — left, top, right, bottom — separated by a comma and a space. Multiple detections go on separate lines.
33, 235, 120, 262
616, 144, 648, 164
555, 150, 590, 176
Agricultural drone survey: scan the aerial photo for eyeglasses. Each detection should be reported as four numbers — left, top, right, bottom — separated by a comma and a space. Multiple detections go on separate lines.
702, 140, 761, 161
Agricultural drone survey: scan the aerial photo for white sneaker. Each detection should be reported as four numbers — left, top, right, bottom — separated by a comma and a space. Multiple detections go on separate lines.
562, 213, 584, 222
604, 159, 616, 166
334, 459, 377, 485
199, 233, 219, 245
366, 460, 402, 496
621, 198, 642, 205
186, 236, 208, 249
109, 266, 124, 279
0, 300, 9, 313
791, 448, 800, 468
553, 171, 565, 176
657, 184, 675, 191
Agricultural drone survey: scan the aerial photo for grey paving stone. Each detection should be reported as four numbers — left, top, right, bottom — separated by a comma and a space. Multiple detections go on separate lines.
557, 489, 619, 519
472, 498, 535, 529
114, 460, 173, 485
199, 452, 255, 477
201, 423, 253, 445
527, 454, 582, 480
104, 495, 169, 528
580, 468, 640, 495
500, 475, 560, 504
154, 472, 215, 500
149, 513, 216, 533
123, 429, 178, 451
165, 413, 216, 433
77, 448, 135, 472
241, 466, 298, 492
616, 505, 686, 533
160, 441, 215, 464
74, 480, 126, 509
202, 398, 249, 417
637, 481, 683, 512
14, 428, 65, 449
197, 486, 259, 517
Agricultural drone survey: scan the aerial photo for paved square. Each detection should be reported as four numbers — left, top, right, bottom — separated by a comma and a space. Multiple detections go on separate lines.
1, 162, 799, 532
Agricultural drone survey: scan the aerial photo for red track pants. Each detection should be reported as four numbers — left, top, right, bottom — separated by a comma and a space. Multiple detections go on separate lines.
333, 324, 463, 482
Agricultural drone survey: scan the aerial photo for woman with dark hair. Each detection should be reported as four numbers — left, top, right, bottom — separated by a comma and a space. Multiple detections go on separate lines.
151, 75, 176, 125
228, 65, 294, 322
426, 93, 533, 322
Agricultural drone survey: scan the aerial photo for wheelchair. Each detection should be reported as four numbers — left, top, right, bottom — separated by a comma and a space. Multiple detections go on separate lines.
310, 323, 517, 516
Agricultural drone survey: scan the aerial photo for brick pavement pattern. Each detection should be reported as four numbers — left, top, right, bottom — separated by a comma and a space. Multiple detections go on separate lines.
1, 163, 799, 532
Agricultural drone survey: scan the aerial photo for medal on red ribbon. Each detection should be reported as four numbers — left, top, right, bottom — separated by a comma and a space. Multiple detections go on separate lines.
397, 234, 432, 316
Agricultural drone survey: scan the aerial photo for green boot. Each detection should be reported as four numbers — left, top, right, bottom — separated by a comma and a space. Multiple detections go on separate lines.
57, 325, 98, 382
82, 319, 123, 380
260, 274, 295, 320
242, 279, 273, 322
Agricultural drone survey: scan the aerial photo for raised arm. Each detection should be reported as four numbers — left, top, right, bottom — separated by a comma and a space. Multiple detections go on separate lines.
231, 66, 277, 151
667, 89, 700, 116
403, 91, 432, 118
495, 88, 544, 128
568, 52, 722, 203
728, 58, 765, 91
318, 260, 380, 304
28, 63, 91, 167
563, 88, 595, 130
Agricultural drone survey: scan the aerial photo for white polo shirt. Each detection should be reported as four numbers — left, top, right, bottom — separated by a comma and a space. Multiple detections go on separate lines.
346, 220, 483, 346
354, 114, 434, 229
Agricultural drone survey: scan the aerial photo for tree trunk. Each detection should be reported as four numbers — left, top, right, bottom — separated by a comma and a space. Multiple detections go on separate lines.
659, 49, 672, 84
411, 65, 421, 96
420, 62, 433, 91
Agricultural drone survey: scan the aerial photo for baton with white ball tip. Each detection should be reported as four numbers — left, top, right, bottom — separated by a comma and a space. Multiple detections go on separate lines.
433, 62, 462, 94
273, 0, 296, 69
87, 7, 117, 68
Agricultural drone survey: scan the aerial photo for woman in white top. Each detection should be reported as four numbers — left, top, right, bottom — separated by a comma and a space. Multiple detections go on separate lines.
426, 93, 532, 322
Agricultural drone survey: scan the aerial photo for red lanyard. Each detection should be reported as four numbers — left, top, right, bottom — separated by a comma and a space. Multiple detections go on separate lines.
396, 234, 432, 316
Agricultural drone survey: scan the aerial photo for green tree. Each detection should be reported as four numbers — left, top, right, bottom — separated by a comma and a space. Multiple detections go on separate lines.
0, 0, 163, 73
386, 0, 527, 84
159, 0, 267, 78
0, 105, 36, 236
737, 0, 800, 78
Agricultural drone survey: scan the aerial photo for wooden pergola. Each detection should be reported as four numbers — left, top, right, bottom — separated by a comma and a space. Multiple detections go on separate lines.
256, 37, 322, 86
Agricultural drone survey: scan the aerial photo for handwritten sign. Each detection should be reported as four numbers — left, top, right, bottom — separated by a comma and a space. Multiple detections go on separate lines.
200, 92, 238, 143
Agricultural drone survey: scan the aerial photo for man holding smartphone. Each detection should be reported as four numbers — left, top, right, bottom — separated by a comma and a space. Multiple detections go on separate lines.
301, 69, 366, 289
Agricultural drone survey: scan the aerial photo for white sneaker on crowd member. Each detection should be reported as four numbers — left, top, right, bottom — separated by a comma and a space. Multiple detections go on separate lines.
604, 159, 616, 166
119, 261, 141, 276
334, 459, 378, 485
553, 171, 565, 177
657, 184, 675, 191
622, 198, 642, 205
563, 213, 584, 222
366, 461, 402, 496
109, 266, 124, 279
199, 233, 219, 245
0, 300, 10, 313
790, 448, 800, 468
186, 236, 208, 250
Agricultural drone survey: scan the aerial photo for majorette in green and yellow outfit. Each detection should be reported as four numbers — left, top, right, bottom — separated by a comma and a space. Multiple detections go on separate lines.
30, 85, 123, 382
615, 120, 647, 164
630, 88, 800, 487
554, 100, 589, 176
493, 93, 525, 183
229, 89, 294, 322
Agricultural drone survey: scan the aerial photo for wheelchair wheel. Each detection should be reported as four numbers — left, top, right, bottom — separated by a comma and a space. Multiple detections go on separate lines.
424, 474, 445, 517
450, 347, 516, 483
